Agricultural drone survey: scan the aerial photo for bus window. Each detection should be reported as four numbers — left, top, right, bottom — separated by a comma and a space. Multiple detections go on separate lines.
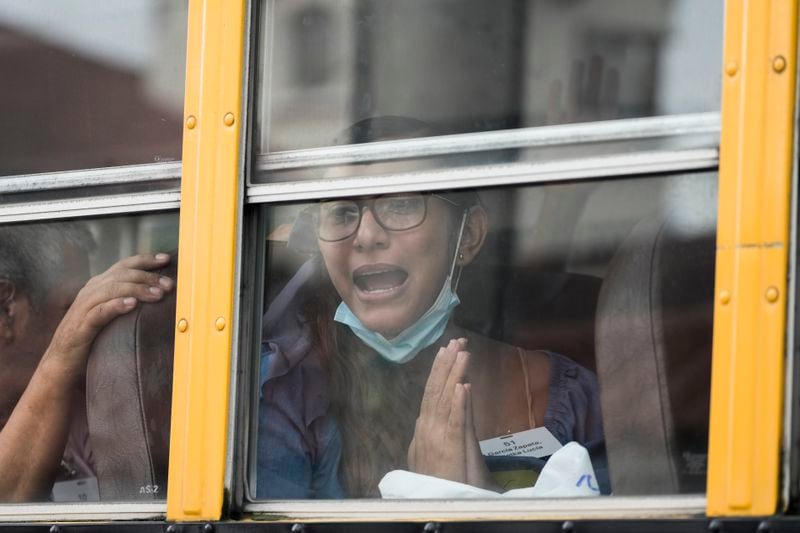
253, 0, 722, 159
250, 170, 716, 499
0, 212, 178, 503
0, 0, 188, 176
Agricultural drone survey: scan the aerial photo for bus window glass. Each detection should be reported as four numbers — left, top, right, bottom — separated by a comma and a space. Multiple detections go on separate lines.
0, 1, 188, 177
0, 212, 178, 503
252, 171, 717, 499
254, 0, 723, 156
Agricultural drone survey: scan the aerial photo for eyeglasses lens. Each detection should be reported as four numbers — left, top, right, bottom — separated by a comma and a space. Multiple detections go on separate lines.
317, 195, 427, 241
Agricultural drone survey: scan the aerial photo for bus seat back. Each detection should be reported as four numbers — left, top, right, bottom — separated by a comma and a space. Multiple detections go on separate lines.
85, 261, 176, 501
595, 211, 714, 495
457, 267, 601, 372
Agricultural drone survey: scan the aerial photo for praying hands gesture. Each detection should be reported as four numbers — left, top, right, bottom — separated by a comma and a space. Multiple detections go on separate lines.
407, 338, 497, 490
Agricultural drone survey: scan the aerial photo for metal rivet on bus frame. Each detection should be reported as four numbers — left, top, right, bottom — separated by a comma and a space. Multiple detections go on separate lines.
773, 55, 787, 73
215, 317, 226, 331
223, 112, 235, 126
186, 115, 197, 129
708, 519, 721, 533
290, 524, 305, 533
49, 526, 61, 533
725, 61, 738, 76
766, 286, 780, 303
719, 290, 731, 305
561, 521, 575, 533
166, 526, 178, 533
203, 524, 215, 533
178, 319, 188, 332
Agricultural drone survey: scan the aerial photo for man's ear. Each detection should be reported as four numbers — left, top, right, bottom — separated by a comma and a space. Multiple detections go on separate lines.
0, 279, 20, 343
456, 205, 489, 266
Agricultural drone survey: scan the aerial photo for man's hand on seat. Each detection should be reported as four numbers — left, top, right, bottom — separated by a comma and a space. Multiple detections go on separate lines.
0, 252, 174, 502
44, 253, 174, 380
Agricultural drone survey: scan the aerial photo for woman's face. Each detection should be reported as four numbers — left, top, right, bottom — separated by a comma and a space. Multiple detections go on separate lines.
318, 195, 456, 339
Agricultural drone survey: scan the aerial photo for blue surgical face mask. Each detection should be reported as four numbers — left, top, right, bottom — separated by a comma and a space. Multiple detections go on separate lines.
334, 210, 469, 364
334, 276, 460, 364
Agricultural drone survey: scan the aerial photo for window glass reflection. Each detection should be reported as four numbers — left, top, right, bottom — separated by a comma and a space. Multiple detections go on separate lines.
0, 1, 188, 176
0, 212, 178, 502
256, 0, 723, 153
254, 171, 717, 498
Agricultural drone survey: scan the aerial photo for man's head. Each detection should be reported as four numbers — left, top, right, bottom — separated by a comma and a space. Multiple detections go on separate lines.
0, 222, 95, 397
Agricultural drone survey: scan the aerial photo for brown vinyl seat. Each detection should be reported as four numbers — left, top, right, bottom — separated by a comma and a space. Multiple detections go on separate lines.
85, 261, 176, 501
595, 211, 715, 494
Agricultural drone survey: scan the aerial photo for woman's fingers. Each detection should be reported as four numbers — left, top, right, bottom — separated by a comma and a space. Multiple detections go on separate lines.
444, 383, 467, 483
436, 348, 470, 418
446, 383, 467, 437
464, 383, 481, 471
410, 339, 472, 483
464, 384, 499, 491
436, 339, 470, 413
420, 346, 456, 415
420, 338, 469, 417
464, 384, 477, 443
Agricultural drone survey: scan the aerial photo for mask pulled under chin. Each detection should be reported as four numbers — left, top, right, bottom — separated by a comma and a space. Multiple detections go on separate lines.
334, 277, 461, 364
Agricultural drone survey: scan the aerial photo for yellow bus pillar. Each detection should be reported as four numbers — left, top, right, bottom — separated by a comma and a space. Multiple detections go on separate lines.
167, 0, 247, 521
708, 0, 798, 516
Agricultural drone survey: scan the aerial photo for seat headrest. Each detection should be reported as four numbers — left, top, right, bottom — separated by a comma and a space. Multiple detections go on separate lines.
86, 260, 177, 501
457, 266, 601, 372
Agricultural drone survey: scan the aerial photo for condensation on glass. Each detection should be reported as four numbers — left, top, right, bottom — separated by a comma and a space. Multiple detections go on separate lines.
252, 171, 717, 499
254, 0, 723, 157
0, 1, 188, 177
0, 212, 178, 503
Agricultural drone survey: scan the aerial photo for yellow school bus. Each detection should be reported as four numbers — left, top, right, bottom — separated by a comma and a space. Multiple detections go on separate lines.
0, 0, 798, 531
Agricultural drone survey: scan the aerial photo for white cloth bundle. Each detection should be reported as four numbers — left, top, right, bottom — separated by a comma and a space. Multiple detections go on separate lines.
378, 441, 600, 499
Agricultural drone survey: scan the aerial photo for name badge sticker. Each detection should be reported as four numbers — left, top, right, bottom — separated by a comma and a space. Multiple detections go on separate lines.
479, 427, 562, 459
51, 476, 100, 503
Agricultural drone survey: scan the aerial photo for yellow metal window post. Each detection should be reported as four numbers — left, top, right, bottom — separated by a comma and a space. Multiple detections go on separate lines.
708, 0, 798, 516
167, 0, 247, 521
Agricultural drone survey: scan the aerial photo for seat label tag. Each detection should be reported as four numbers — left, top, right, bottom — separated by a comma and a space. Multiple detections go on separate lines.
52, 476, 100, 502
479, 427, 562, 458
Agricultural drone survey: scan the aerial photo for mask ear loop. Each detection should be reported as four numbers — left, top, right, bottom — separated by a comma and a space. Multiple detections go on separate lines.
448, 209, 469, 294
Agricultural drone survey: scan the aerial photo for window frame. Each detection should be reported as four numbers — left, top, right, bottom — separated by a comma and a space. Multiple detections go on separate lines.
232, 0, 730, 522
237, 136, 720, 521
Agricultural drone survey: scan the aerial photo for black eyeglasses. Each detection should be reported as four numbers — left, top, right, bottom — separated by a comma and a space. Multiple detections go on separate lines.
315, 193, 459, 242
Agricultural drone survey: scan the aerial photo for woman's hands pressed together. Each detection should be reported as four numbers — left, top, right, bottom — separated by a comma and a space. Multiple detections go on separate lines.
408, 338, 496, 490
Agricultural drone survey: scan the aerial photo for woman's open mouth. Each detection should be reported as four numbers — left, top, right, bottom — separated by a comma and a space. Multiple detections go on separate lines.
353, 265, 409, 293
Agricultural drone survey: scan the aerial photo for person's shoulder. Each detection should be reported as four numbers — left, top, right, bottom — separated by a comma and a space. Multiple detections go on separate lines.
261, 260, 323, 382
538, 350, 604, 442
544, 351, 599, 390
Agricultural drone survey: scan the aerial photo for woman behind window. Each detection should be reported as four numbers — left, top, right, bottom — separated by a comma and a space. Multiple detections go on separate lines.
257, 117, 606, 498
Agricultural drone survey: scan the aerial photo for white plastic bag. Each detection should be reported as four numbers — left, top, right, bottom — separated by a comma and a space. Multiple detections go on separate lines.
378, 441, 601, 499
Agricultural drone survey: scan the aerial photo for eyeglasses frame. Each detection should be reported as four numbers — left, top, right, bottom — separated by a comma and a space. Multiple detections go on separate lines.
314, 193, 461, 242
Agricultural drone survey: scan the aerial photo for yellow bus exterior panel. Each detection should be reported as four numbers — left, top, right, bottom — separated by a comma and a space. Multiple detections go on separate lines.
168, 0, 247, 521
708, 0, 797, 516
